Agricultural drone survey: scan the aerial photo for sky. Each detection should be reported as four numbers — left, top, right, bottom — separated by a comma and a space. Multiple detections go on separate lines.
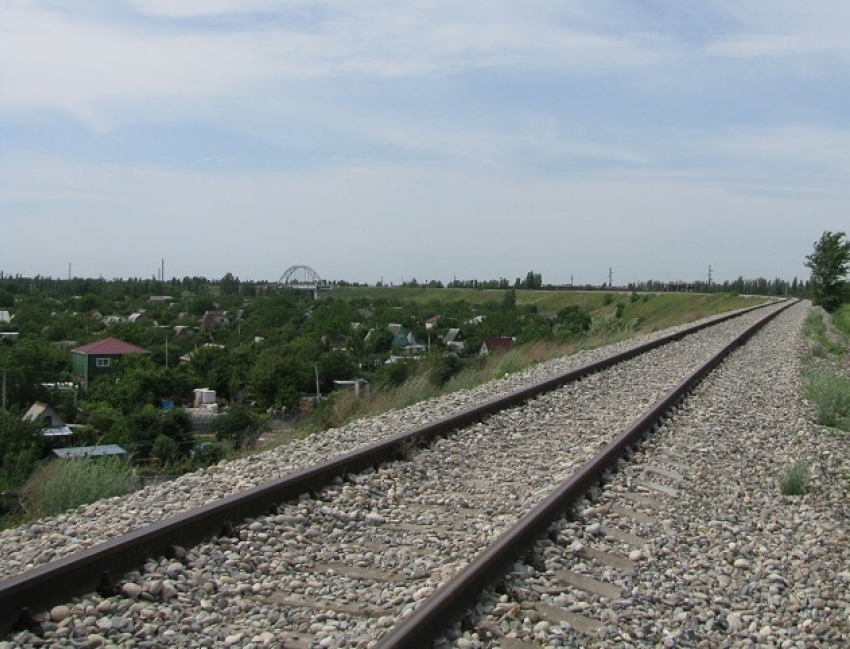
1, 1, 849, 287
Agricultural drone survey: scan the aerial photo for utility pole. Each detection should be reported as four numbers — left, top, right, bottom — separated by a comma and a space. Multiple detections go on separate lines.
608, 267, 613, 288
315, 364, 321, 399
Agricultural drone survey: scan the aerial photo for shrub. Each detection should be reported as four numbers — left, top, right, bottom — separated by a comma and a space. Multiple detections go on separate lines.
805, 374, 850, 430
614, 302, 625, 319
557, 306, 591, 338
779, 460, 810, 496
150, 434, 180, 464
21, 457, 136, 518
190, 442, 226, 469
210, 403, 264, 450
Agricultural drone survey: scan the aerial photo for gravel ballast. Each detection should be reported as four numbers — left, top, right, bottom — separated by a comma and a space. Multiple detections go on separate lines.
456, 300, 848, 648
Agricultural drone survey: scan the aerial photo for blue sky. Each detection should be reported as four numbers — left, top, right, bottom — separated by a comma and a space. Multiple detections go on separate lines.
1, 1, 849, 286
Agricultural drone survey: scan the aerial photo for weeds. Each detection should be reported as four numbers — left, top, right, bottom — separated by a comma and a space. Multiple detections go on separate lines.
802, 310, 846, 356
779, 460, 810, 496
20, 457, 136, 519
802, 310, 827, 338
833, 305, 850, 338
804, 374, 850, 430
297, 340, 581, 435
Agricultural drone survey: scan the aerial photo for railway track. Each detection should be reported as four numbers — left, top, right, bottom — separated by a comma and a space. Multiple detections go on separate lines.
0, 300, 801, 647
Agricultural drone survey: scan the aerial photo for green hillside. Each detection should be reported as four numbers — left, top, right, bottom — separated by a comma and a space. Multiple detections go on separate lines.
326, 287, 770, 334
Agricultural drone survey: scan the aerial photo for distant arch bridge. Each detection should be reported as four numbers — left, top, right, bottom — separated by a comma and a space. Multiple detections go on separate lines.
278, 265, 331, 294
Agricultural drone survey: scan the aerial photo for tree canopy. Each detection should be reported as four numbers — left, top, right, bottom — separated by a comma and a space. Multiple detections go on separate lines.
805, 231, 850, 312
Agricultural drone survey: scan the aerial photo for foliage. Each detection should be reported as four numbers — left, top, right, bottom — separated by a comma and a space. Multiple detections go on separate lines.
190, 442, 226, 468
0, 411, 49, 489
210, 403, 264, 450
428, 353, 463, 386
779, 460, 810, 496
801, 310, 845, 357
833, 304, 850, 339
556, 306, 592, 338
372, 358, 418, 389
94, 404, 195, 459
804, 374, 850, 430
0, 340, 69, 409
20, 457, 136, 518
150, 435, 180, 464
0, 289, 14, 308
805, 231, 850, 312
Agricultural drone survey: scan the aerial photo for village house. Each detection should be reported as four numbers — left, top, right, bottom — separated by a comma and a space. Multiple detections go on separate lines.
71, 337, 151, 388
479, 337, 515, 356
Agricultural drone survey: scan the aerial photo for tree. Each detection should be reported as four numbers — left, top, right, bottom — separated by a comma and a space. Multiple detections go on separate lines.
219, 272, 240, 296
0, 340, 69, 409
210, 403, 263, 450
0, 410, 49, 488
805, 231, 850, 312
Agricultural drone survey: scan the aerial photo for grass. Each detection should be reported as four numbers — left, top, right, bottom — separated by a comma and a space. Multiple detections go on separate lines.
802, 310, 846, 357
19, 457, 137, 519
833, 304, 850, 339
804, 374, 850, 431
327, 286, 767, 335
779, 460, 810, 496
298, 339, 584, 434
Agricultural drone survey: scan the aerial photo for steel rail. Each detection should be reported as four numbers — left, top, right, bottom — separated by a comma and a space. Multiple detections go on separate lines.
0, 300, 785, 634
374, 298, 797, 648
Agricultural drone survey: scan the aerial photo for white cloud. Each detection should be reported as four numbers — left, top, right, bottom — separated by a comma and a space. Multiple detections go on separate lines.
131, 0, 279, 18
0, 0, 658, 129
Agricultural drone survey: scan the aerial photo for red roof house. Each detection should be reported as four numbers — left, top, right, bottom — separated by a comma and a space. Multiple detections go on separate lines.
71, 338, 151, 387
479, 337, 515, 356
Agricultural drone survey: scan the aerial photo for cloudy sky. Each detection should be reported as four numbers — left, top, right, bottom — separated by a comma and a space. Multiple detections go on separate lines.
1, 1, 848, 286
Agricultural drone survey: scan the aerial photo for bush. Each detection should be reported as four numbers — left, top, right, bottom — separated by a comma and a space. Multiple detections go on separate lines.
150, 435, 180, 464
210, 404, 263, 450
190, 442, 226, 469
21, 457, 136, 518
557, 306, 591, 338
805, 374, 850, 430
779, 460, 810, 496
